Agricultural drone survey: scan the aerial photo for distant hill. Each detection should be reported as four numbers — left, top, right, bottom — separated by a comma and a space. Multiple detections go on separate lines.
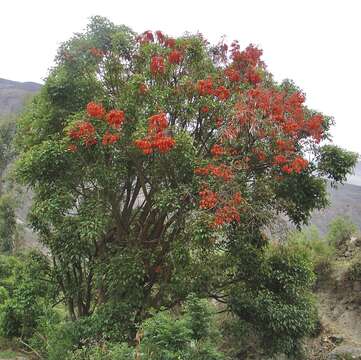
346, 161, 361, 187
0, 78, 41, 116
310, 182, 361, 234
0, 78, 41, 249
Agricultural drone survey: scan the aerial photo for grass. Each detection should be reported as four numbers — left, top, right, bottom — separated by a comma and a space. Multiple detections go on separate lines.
0, 350, 17, 359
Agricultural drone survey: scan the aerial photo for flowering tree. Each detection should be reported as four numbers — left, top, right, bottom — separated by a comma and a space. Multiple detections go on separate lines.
16, 17, 356, 350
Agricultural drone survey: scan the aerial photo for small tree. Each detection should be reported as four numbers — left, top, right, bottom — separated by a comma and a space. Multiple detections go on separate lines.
15, 16, 357, 352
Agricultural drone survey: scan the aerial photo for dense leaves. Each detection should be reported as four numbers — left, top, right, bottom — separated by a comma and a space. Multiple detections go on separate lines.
14, 16, 357, 357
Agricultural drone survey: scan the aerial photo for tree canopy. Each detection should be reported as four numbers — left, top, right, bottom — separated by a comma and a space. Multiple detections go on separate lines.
15, 16, 357, 355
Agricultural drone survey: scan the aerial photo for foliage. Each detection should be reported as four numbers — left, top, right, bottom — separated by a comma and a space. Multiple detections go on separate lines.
14, 16, 357, 358
0, 116, 16, 176
0, 251, 56, 340
347, 256, 361, 281
318, 145, 358, 185
326, 216, 358, 248
288, 226, 335, 279
229, 243, 317, 358
0, 194, 16, 253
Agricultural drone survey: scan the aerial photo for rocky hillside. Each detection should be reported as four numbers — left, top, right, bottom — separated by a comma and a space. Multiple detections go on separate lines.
306, 236, 361, 359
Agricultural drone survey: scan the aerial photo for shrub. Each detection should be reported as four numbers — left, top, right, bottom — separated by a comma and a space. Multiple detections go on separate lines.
347, 257, 361, 281
326, 216, 358, 249
0, 251, 55, 341
288, 226, 335, 280
230, 243, 317, 358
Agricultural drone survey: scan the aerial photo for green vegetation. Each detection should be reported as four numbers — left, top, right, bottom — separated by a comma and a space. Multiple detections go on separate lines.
0, 16, 358, 360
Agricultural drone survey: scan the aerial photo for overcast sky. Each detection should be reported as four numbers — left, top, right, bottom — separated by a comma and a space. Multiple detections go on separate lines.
1, 0, 360, 154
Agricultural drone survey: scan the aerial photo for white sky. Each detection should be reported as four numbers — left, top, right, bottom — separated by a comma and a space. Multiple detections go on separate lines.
1, 0, 360, 154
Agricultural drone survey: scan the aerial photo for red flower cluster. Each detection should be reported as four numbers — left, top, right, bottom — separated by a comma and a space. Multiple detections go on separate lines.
134, 139, 153, 155
231, 44, 263, 67
168, 49, 183, 64
245, 68, 262, 85
197, 79, 213, 96
305, 114, 324, 142
214, 86, 230, 101
155, 30, 164, 43
273, 154, 288, 165
165, 38, 176, 48
194, 164, 233, 181
276, 139, 295, 153
211, 144, 225, 156
68, 121, 97, 146
102, 131, 120, 145
213, 205, 240, 227
150, 56, 165, 75
134, 113, 175, 155
281, 156, 309, 174
137, 30, 154, 44
87, 102, 105, 119
106, 110, 125, 129
151, 133, 176, 153
139, 83, 148, 94
89, 47, 104, 58
199, 188, 218, 209
149, 113, 168, 132
67, 144, 77, 152
224, 68, 241, 82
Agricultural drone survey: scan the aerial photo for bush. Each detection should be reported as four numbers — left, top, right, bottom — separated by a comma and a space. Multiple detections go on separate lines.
230, 243, 317, 358
65, 296, 224, 360
347, 257, 361, 281
327, 216, 358, 248
70, 343, 135, 360
288, 226, 335, 280
0, 251, 56, 341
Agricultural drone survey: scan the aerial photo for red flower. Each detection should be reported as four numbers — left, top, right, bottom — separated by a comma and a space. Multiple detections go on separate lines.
89, 47, 104, 58
215, 117, 223, 128
134, 139, 153, 155
281, 165, 293, 174
138, 30, 154, 44
213, 205, 240, 227
106, 110, 125, 129
199, 188, 218, 209
201, 106, 209, 113
274, 155, 288, 165
165, 38, 176, 48
86, 102, 105, 119
197, 79, 213, 96
152, 134, 176, 153
214, 86, 230, 101
211, 144, 225, 156
102, 131, 120, 145
224, 68, 241, 82
306, 114, 324, 142
150, 56, 165, 75
245, 68, 262, 85
67, 144, 77, 152
155, 30, 165, 44
68, 121, 96, 146
291, 156, 308, 174
194, 164, 233, 181
139, 83, 149, 94
168, 49, 183, 64
148, 113, 168, 132
232, 192, 243, 205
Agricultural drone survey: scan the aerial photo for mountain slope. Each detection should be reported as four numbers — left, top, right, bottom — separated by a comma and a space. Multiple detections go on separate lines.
0, 78, 41, 116
310, 182, 361, 234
